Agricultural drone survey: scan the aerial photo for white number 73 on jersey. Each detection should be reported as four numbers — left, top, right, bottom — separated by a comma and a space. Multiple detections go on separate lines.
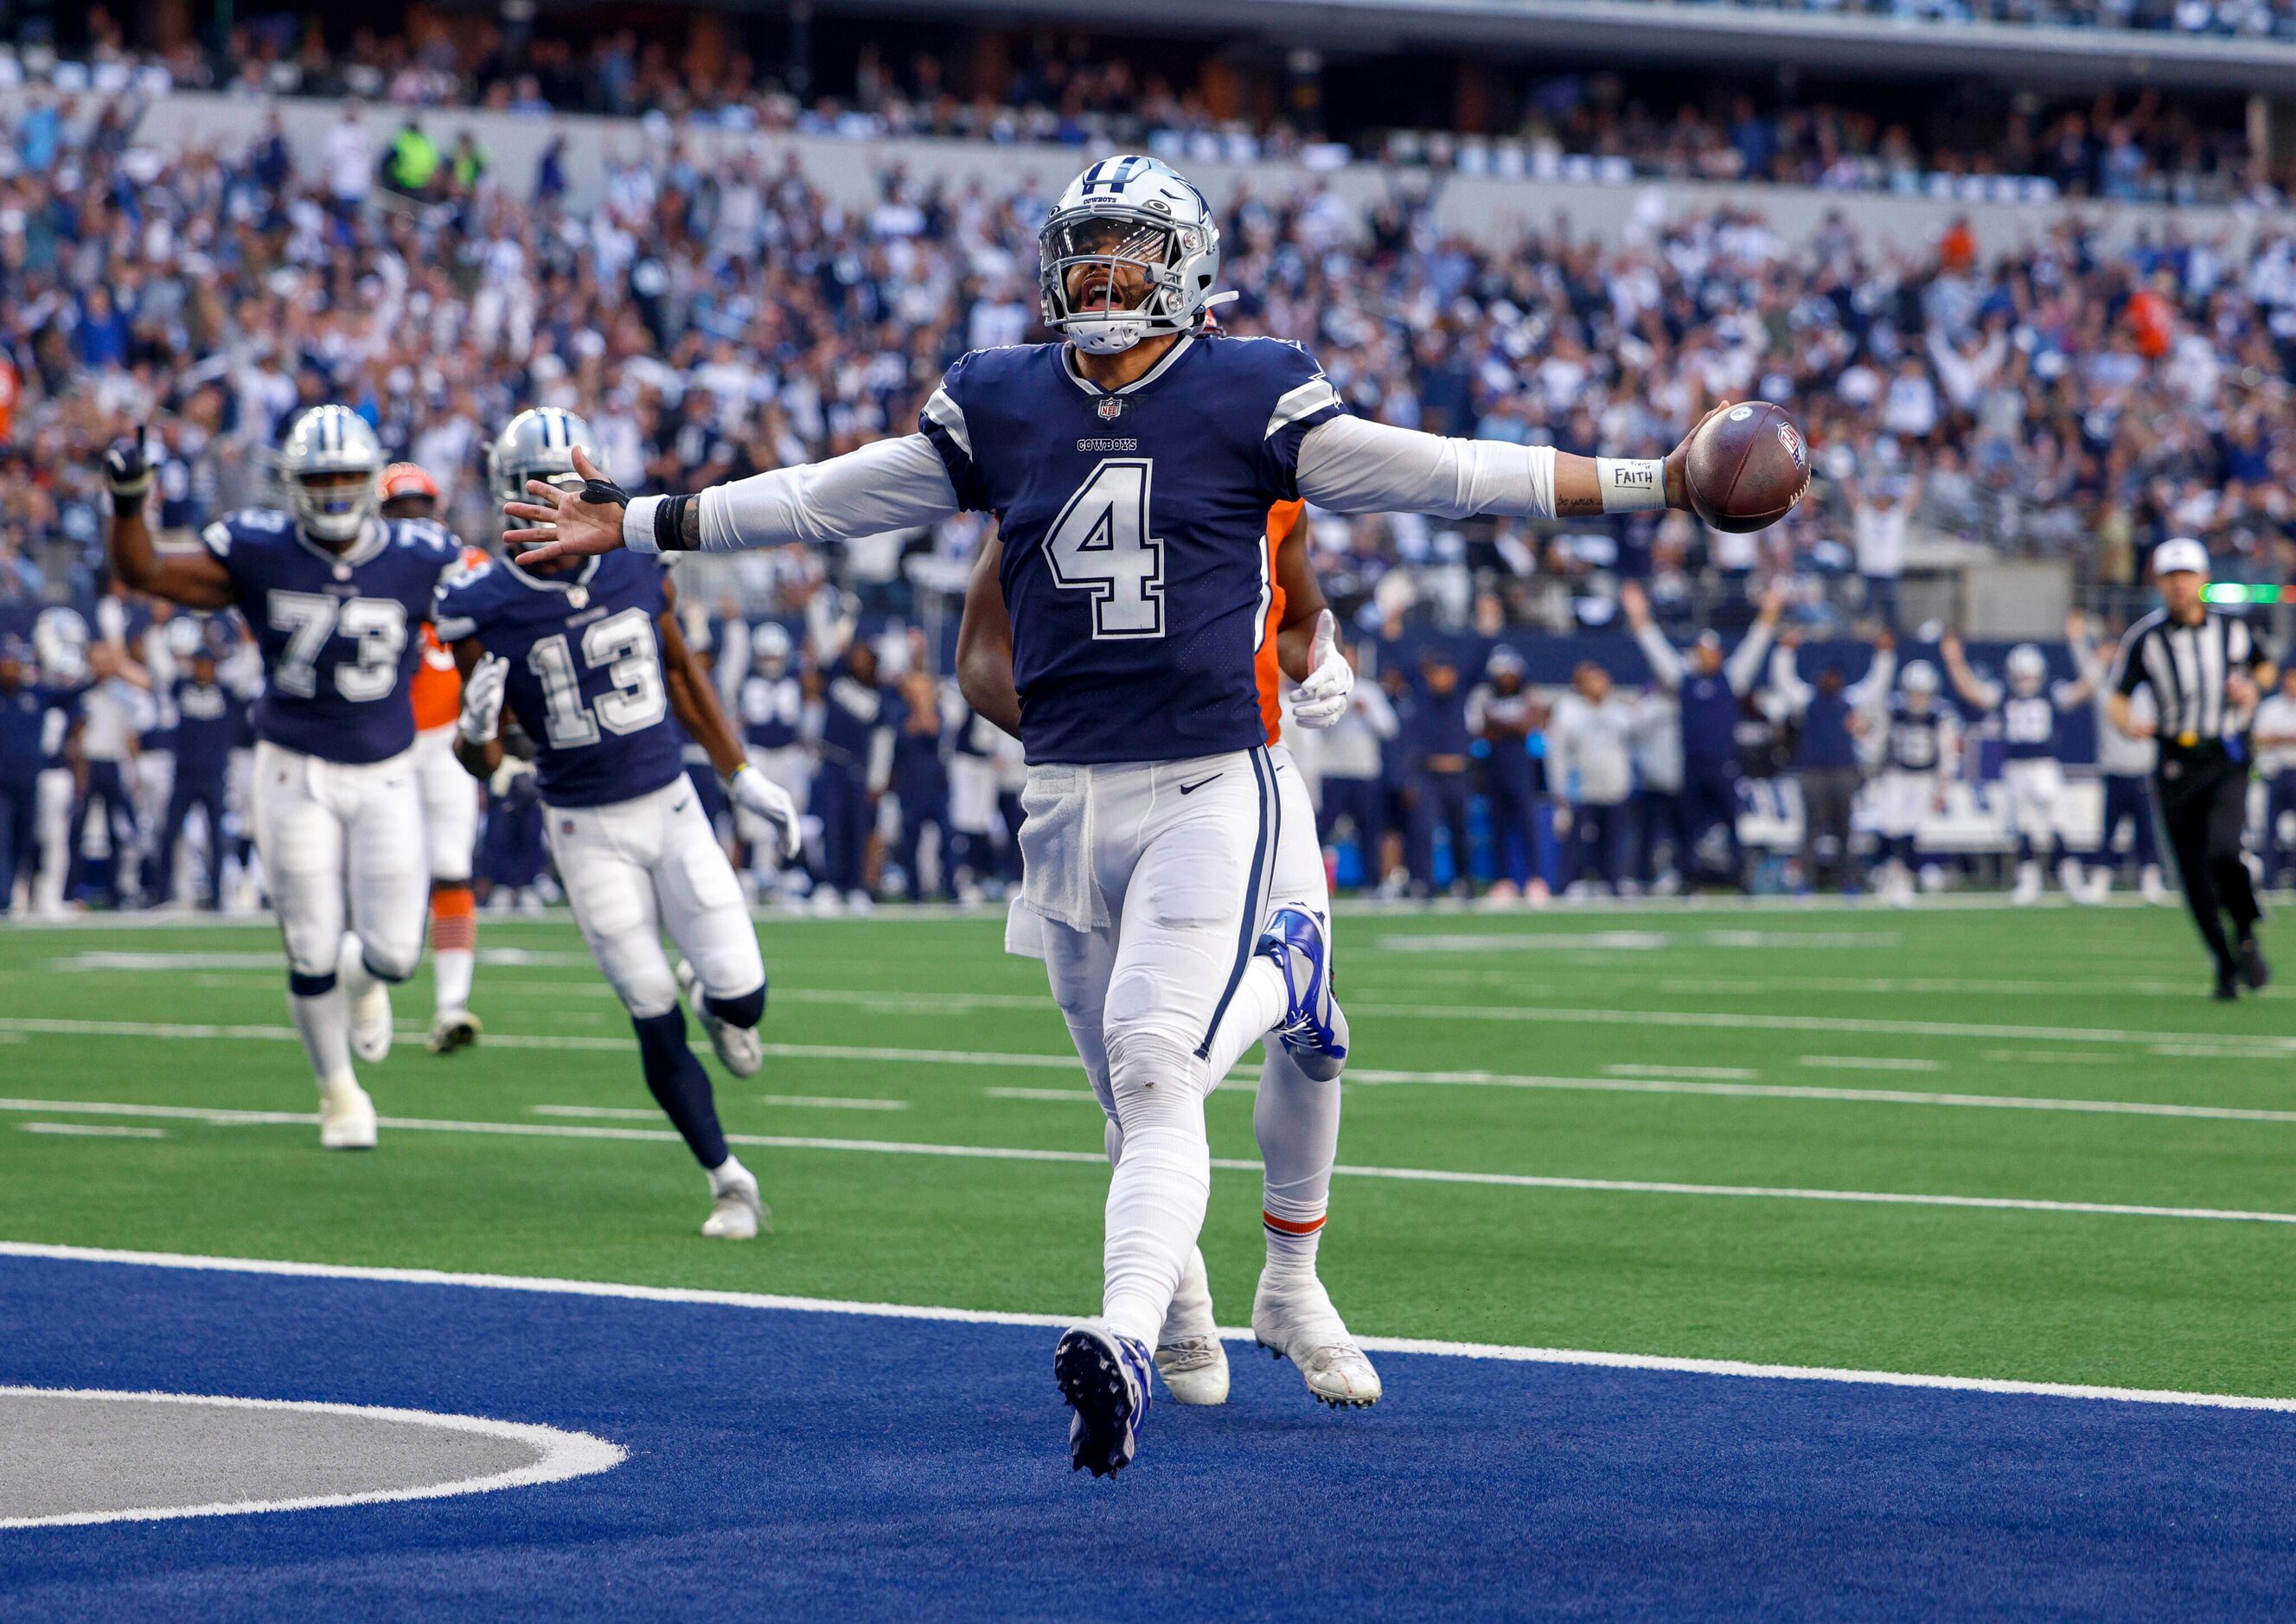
1043, 458, 1164, 639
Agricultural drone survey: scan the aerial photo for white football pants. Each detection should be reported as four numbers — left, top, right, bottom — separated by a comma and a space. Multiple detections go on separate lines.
546, 777, 765, 1020
251, 739, 427, 982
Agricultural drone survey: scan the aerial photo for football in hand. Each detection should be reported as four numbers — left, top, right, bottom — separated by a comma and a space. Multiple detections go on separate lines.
1684, 401, 1810, 534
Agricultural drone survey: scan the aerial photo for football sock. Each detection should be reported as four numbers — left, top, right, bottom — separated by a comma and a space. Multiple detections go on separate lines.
1200, 956, 1287, 1082
286, 974, 357, 1094
431, 886, 476, 1013
1254, 1044, 1336, 1281
1101, 1029, 1211, 1346
704, 981, 765, 1029
630, 1007, 730, 1169
1161, 1245, 1218, 1341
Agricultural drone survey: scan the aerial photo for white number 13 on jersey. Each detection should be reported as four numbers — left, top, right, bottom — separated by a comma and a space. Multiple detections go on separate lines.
1043, 458, 1164, 639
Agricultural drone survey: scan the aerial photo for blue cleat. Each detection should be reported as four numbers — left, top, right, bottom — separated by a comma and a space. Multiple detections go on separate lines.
1054, 1321, 1154, 1477
1257, 907, 1349, 1082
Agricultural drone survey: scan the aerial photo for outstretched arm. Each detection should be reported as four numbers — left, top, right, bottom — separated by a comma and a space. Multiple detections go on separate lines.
1768, 642, 1812, 716
1845, 632, 1897, 711
1621, 580, 1682, 694
1295, 403, 1728, 521
1938, 634, 1995, 711
1725, 590, 1786, 696
506, 438, 963, 566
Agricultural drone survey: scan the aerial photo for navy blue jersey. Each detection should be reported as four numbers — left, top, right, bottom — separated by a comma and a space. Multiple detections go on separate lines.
432, 550, 686, 809
33, 683, 82, 772
0, 683, 44, 783
1885, 698, 1946, 772
201, 510, 459, 764
1998, 691, 2069, 761
739, 672, 803, 751
919, 334, 1346, 764
1678, 671, 1742, 772
172, 678, 248, 777
820, 658, 887, 768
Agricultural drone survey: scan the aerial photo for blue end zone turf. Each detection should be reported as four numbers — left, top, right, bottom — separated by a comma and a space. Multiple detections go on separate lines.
3, 1253, 2293, 1619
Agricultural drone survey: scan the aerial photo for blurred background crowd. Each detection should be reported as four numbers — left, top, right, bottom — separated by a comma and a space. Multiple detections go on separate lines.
1, 0, 2292, 914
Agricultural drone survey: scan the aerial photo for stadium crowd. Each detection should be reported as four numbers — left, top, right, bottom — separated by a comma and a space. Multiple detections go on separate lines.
1, 78, 2293, 915
51, 7, 2278, 204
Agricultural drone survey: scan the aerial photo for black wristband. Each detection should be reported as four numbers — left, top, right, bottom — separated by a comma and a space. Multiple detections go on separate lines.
656, 493, 697, 553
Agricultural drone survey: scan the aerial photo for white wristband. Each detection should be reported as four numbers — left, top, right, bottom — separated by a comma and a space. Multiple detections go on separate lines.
624, 494, 665, 554
1596, 458, 1668, 514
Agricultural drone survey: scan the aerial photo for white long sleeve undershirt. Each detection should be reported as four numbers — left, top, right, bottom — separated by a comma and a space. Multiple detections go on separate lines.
626, 415, 1562, 555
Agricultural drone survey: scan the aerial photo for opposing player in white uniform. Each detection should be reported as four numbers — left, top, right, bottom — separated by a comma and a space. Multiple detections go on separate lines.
440, 409, 803, 1238
106, 407, 462, 1148
1864, 660, 1959, 907
1942, 625, 2095, 905
503, 153, 1734, 1474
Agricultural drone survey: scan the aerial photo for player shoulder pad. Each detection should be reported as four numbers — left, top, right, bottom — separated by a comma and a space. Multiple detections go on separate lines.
203, 508, 296, 558
431, 558, 503, 643
392, 517, 460, 558
1216, 335, 1342, 441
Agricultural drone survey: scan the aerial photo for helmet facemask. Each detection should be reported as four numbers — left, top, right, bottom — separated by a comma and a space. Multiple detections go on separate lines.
1039, 208, 1193, 355
291, 468, 380, 544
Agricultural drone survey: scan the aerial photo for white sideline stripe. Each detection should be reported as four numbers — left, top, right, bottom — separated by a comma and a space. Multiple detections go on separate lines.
0, 1384, 624, 1531
5, 1244, 2294, 1420
1340, 1071, 2296, 1126
1604, 1065, 1757, 1081
985, 1087, 1101, 1103
1800, 1056, 1946, 1073
0, 1013, 2286, 1123
534, 1097, 909, 1119
1985, 1049, 2117, 1065
20, 1122, 167, 1140
1348, 1001, 2296, 1052
0, 1097, 2292, 1225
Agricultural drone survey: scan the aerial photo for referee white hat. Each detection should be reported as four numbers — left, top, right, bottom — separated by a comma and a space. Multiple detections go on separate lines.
2152, 537, 2210, 579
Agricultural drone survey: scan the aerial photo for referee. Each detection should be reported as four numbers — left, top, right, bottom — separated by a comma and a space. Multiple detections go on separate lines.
2107, 538, 2278, 1000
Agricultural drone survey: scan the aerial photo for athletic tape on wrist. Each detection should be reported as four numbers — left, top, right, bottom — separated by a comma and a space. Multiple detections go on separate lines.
1596, 457, 1668, 514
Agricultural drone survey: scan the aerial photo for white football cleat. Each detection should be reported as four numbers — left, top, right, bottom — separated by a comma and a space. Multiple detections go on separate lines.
2057, 857, 2094, 902
701, 1163, 767, 1239
2011, 860, 2043, 905
318, 1083, 378, 1151
2140, 864, 2171, 905
338, 937, 393, 1065
676, 958, 763, 1077
1251, 1269, 1382, 1409
1154, 1246, 1229, 1405
426, 1008, 482, 1056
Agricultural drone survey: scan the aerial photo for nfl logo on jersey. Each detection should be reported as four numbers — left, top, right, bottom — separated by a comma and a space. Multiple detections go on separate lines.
1097, 397, 1124, 420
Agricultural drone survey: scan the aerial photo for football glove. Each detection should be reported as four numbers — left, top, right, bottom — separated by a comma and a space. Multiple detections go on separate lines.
728, 764, 803, 861
1289, 610, 1353, 729
102, 433, 156, 508
457, 655, 509, 747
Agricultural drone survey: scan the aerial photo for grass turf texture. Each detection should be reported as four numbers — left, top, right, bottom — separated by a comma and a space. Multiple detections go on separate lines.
1, 901, 2290, 1399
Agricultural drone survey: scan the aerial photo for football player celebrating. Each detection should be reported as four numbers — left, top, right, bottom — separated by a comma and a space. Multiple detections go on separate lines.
1942, 622, 2095, 905
105, 407, 462, 1150
438, 409, 801, 1240
1866, 659, 1959, 906
504, 154, 1730, 1474
381, 461, 490, 1054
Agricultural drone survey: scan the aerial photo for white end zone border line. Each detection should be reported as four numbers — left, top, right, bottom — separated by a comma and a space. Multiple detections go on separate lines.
0, 1383, 625, 1531
3, 1242, 2293, 1425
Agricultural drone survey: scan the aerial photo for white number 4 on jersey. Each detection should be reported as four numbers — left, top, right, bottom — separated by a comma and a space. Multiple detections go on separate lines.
1044, 458, 1164, 639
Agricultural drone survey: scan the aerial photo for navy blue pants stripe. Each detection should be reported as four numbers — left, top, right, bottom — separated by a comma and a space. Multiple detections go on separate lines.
1196, 746, 1276, 1058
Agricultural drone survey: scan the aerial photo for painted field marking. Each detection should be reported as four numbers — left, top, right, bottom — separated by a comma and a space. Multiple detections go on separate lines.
985, 1087, 1101, 1103
1374, 930, 1901, 956
1343, 1003, 2296, 1053
0, 1384, 624, 1531
8, 1242, 2296, 1418
1, 1097, 2293, 1227
1985, 1050, 2118, 1065
1605, 1065, 1758, 1081
20, 1122, 168, 1140
2152, 1044, 2296, 1062
1800, 1056, 1947, 1074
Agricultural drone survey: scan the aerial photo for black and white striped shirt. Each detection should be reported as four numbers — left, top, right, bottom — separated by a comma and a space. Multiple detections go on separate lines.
2112, 608, 2271, 750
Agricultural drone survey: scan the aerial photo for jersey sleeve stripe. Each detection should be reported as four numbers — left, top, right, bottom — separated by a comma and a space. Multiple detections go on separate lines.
432, 613, 477, 643
1264, 377, 1340, 440
923, 387, 973, 459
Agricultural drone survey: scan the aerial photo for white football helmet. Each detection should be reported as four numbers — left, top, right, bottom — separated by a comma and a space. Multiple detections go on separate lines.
1900, 659, 1939, 698
2006, 644, 2047, 695
752, 622, 792, 672
278, 405, 385, 544
1039, 155, 1222, 355
490, 406, 600, 509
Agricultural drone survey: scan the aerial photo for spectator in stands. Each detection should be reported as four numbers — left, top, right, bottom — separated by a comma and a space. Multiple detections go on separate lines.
1847, 468, 1922, 633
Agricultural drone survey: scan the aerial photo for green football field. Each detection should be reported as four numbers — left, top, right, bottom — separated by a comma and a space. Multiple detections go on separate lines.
3, 898, 2292, 1399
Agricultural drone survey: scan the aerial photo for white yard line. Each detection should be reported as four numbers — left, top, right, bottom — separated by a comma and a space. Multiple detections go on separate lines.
1346, 1002, 2296, 1052
0, 1096, 2289, 1227
1799, 1056, 1947, 1073
19, 1122, 168, 1140
6, 1241, 2295, 1418
984, 1087, 1102, 1103
1604, 1064, 1758, 1081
